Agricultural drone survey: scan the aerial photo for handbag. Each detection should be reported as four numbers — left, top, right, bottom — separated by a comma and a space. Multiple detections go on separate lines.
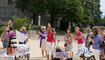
100, 41, 105, 49
64, 43, 67, 47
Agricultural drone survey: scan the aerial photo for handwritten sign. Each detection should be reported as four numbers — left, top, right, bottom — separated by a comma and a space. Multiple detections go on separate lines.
76, 47, 93, 57
16, 30, 27, 42
54, 51, 71, 58
0, 48, 7, 55
14, 45, 30, 56
0, 56, 14, 60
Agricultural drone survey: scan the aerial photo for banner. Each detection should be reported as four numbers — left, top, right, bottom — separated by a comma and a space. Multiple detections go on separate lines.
0, 56, 14, 60
0, 48, 7, 55
14, 45, 30, 56
54, 51, 71, 58
16, 30, 27, 42
76, 47, 93, 57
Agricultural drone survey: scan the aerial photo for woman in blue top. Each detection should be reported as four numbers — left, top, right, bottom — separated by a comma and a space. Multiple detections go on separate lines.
89, 26, 103, 60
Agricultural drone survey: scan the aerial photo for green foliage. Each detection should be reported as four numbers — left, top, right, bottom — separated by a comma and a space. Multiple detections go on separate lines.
102, 17, 105, 26
0, 29, 3, 35
13, 16, 30, 30
15, 0, 101, 26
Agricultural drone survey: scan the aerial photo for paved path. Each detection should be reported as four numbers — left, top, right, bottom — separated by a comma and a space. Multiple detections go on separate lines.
27, 35, 79, 60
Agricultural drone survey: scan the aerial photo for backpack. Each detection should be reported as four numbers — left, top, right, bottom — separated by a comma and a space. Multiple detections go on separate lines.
10, 30, 15, 38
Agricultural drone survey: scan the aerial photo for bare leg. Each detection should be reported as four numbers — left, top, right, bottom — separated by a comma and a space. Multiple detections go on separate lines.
42, 50, 44, 57
51, 55, 53, 60
45, 50, 47, 57
47, 55, 49, 60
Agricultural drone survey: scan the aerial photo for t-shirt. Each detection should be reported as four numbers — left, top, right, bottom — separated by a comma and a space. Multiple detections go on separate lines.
47, 32, 55, 42
76, 32, 84, 44
40, 32, 47, 48
65, 34, 72, 44
92, 34, 103, 50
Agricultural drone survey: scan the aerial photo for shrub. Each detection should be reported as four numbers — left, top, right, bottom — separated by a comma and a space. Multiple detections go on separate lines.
13, 16, 30, 30
0, 29, 3, 35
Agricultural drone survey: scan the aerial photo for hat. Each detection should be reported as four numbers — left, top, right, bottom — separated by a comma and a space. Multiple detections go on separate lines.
41, 26, 46, 30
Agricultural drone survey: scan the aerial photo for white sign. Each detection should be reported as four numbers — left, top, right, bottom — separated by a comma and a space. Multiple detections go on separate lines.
16, 30, 27, 42
76, 47, 93, 57
54, 51, 70, 58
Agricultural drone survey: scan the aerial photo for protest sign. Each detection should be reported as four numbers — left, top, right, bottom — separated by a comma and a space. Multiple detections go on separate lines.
16, 30, 27, 42
54, 51, 71, 58
0, 56, 14, 60
0, 48, 7, 55
14, 45, 30, 56
76, 47, 93, 57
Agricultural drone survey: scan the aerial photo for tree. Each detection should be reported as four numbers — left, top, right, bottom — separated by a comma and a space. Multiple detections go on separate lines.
15, 0, 47, 24
15, 0, 84, 27
81, 0, 94, 26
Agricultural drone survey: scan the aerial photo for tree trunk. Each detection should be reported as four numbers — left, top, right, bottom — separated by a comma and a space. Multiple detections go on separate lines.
33, 13, 38, 25
50, 13, 56, 27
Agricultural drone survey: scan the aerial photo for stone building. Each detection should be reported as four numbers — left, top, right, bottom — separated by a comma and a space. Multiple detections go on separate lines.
0, 0, 23, 24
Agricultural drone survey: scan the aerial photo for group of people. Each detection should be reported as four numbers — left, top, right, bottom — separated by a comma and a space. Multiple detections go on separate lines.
85, 26, 105, 60
38, 23, 56, 60
0, 20, 28, 55
0, 20, 105, 60
38, 23, 105, 60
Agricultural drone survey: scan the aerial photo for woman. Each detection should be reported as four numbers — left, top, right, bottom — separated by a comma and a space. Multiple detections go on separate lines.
74, 27, 85, 49
1, 28, 9, 49
8, 27, 15, 55
99, 26, 105, 59
64, 28, 73, 60
8, 20, 13, 29
89, 26, 103, 60
19, 26, 28, 44
52, 27, 56, 46
46, 27, 55, 60
85, 28, 92, 51
38, 26, 47, 57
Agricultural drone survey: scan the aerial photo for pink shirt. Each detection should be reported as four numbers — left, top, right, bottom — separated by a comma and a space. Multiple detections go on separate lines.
76, 32, 84, 44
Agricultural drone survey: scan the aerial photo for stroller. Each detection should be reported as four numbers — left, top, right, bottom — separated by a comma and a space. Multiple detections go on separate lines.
10, 38, 30, 60
53, 40, 73, 60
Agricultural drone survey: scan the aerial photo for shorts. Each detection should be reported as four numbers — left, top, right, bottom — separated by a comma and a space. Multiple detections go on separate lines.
3, 40, 9, 48
46, 42, 55, 55
19, 41, 26, 44
65, 43, 72, 51
78, 43, 85, 49
41, 39, 46, 50
92, 49, 100, 60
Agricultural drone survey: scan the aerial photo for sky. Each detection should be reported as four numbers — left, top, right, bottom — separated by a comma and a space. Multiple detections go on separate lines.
100, 0, 105, 18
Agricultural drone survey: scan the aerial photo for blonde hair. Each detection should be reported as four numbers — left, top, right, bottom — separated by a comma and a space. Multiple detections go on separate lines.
20, 26, 26, 31
75, 27, 80, 30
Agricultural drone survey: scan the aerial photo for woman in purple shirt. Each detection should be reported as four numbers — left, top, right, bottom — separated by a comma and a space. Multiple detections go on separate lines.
38, 26, 47, 57
89, 26, 103, 60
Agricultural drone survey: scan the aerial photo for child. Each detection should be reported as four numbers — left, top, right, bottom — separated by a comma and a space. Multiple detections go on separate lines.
1, 28, 9, 55
64, 28, 73, 60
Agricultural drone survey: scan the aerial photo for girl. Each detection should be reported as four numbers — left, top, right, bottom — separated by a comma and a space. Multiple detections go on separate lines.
1, 28, 9, 48
64, 28, 73, 60
38, 26, 47, 57
52, 28, 56, 46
